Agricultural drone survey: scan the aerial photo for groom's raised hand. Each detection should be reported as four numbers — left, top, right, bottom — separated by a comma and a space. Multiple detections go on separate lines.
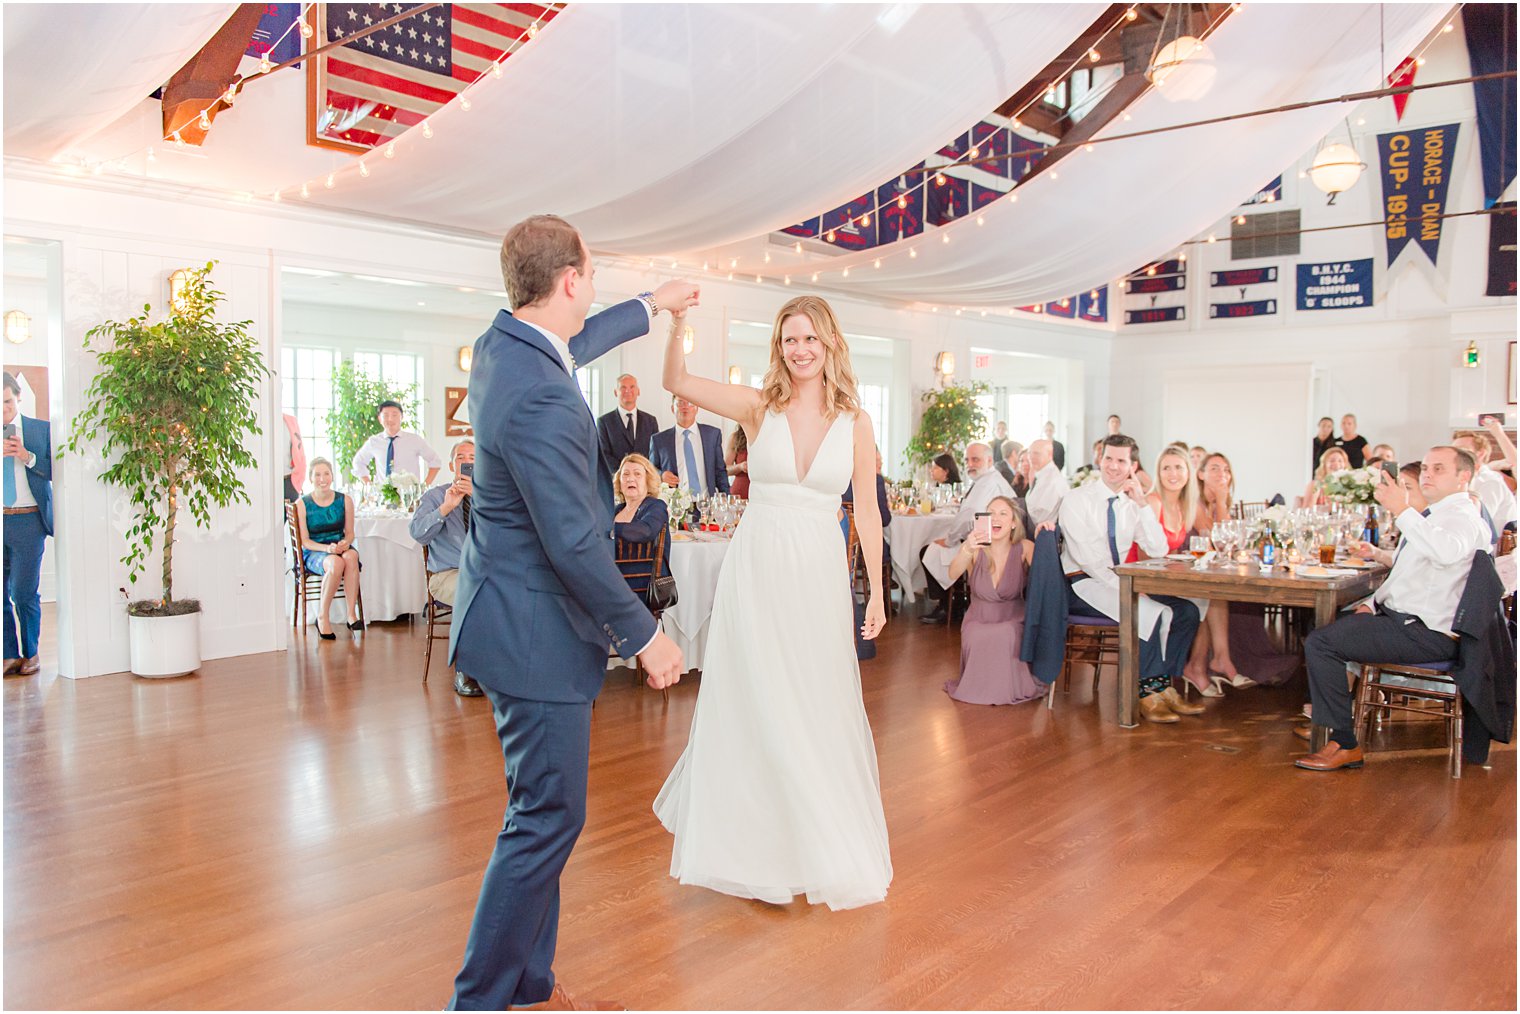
651, 280, 700, 316
638, 629, 685, 689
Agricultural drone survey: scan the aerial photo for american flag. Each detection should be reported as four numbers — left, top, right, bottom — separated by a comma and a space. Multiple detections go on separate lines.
311, 3, 561, 151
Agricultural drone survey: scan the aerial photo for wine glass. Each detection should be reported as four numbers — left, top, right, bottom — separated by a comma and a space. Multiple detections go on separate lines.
1188, 535, 1210, 561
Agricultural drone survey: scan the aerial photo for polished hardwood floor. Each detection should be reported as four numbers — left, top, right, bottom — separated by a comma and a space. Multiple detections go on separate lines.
5, 608, 1515, 1010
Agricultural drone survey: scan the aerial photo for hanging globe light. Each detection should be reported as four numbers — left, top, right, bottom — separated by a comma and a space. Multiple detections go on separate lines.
1308, 143, 1366, 202
1146, 35, 1216, 102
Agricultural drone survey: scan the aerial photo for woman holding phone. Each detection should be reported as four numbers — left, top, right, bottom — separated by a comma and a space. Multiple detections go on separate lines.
942, 496, 1042, 706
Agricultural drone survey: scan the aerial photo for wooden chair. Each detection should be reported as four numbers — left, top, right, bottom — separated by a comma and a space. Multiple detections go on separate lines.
1354, 660, 1464, 778
1498, 528, 1516, 557
842, 502, 898, 616
420, 545, 452, 684
1231, 500, 1267, 520
286, 502, 364, 632
1047, 613, 1120, 709
614, 526, 670, 700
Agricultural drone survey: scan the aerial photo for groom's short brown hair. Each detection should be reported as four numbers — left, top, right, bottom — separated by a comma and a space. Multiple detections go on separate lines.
500, 214, 586, 310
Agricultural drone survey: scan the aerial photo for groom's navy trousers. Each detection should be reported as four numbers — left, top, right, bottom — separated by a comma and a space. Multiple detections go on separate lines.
447, 301, 659, 1009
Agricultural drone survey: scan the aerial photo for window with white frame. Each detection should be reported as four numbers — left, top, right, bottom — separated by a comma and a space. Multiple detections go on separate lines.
577, 363, 605, 416
280, 345, 339, 484
858, 383, 890, 468
353, 350, 425, 424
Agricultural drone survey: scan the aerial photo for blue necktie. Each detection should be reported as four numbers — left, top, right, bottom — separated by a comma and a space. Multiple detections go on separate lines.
3, 455, 14, 507
683, 429, 703, 496
385, 436, 396, 476
1106, 496, 1120, 566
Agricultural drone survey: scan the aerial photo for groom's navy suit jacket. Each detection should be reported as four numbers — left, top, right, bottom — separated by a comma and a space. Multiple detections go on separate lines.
450, 301, 658, 702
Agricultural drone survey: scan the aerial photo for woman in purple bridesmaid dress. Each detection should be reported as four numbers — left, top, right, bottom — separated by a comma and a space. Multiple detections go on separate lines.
943, 496, 1044, 706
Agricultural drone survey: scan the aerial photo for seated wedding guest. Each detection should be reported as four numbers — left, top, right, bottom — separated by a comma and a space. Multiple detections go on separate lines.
1338, 413, 1369, 467
1301, 446, 1352, 508
1453, 432, 1516, 528
297, 458, 363, 639
929, 451, 961, 486
943, 496, 1042, 705
650, 396, 729, 496
1312, 416, 1338, 477
1014, 450, 1034, 499
724, 426, 750, 499
1199, 451, 1235, 525
1190, 445, 1208, 473
409, 440, 481, 696
1042, 420, 1066, 470
1128, 446, 1197, 562
996, 439, 1024, 490
282, 412, 306, 502
352, 399, 442, 485
3, 372, 51, 678
1025, 438, 1067, 526
612, 453, 671, 600
1297, 446, 1490, 771
1062, 435, 1202, 724
1367, 443, 1397, 467
843, 446, 891, 538
596, 373, 658, 478
1397, 461, 1430, 513
920, 442, 1015, 624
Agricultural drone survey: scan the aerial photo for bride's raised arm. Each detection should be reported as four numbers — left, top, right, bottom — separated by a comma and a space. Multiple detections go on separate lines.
663, 312, 764, 430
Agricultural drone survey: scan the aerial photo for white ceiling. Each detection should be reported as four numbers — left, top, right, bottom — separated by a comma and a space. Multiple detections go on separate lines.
280, 267, 506, 320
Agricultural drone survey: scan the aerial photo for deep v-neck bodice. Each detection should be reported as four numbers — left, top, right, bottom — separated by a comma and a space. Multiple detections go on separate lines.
745, 408, 854, 512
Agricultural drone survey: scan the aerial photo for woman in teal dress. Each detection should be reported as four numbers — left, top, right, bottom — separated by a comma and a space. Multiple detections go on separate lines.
296, 458, 363, 638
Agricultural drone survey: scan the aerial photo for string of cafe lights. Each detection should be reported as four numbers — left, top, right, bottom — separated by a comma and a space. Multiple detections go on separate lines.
77, 2, 562, 199
673, 4, 1474, 317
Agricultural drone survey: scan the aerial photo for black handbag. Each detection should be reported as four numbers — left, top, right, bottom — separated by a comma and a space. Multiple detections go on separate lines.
647, 573, 679, 611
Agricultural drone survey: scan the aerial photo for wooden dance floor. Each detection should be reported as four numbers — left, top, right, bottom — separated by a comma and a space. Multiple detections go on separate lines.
5, 615, 1515, 1010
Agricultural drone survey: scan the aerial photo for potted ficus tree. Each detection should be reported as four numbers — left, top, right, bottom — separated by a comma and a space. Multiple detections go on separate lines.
65, 263, 269, 677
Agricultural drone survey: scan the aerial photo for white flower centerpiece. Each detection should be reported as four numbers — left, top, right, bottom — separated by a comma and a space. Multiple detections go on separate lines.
380, 470, 422, 510
1322, 466, 1380, 506
658, 483, 694, 533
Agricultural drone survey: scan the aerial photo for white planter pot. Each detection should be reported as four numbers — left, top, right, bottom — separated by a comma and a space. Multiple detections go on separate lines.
128, 610, 202, 679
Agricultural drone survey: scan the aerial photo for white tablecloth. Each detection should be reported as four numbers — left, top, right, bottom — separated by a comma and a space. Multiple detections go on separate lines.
352, 511, 427, 622
661, 535, 731, 672
883, 510, 957, 602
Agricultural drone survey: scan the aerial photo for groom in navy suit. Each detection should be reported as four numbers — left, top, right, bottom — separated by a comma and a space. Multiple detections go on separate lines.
447, 216, 696, 1011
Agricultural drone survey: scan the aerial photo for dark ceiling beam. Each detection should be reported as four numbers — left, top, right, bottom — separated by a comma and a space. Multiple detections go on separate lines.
161, 3, 265, 145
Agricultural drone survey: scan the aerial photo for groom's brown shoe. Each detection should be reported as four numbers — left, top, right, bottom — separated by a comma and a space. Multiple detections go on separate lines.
514, 983, 624, 1011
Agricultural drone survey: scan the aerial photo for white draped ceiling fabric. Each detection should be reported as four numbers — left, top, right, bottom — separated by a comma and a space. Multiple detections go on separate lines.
2, 3, 239, 160
732, 2, 1455, 306
303, 3, 1105, 251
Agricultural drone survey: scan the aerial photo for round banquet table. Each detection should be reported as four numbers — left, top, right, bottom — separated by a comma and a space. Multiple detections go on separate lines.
330, 510, 428, 622
883, 509, 957, 602
660, 533, 731, 673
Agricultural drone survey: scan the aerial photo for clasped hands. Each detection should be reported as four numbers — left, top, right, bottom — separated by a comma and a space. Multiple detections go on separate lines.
651, 279, 700, 317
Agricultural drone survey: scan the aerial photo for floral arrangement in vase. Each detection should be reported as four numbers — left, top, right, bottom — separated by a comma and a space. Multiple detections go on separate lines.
1321, 467, 1380, 506
658, 483, 694, 531
380, 470, 421, 509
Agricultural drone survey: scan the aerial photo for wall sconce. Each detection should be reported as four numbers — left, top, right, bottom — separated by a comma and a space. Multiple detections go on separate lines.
4, 310, 31, 344
935, 351, 956, 379
167, 268, 192, 313
458, 346, 473, 372
1463, 341, 1480, 368
682, 325, 695, 355
727, 365, 742, 385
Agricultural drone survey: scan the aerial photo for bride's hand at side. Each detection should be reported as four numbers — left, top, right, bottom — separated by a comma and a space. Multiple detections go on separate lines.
861, 596, 886, 640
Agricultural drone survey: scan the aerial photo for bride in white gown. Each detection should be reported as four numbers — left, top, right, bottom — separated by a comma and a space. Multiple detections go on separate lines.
652, 295, 892, 911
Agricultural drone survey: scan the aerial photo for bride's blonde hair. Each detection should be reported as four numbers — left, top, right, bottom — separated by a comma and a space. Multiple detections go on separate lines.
759, 295, 860, 420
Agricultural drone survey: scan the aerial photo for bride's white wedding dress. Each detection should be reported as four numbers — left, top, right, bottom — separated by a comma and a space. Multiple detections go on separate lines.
653, 408, 892, 911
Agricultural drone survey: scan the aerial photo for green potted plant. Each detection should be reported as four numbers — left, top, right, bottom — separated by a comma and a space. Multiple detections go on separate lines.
905, 381, 990, 471
64, 263, 269, 677
326, 361, 418, 487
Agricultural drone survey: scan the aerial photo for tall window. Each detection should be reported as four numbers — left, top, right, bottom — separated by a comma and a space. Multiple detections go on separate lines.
353, 350, 424, 422
577, 363, 605, 416
1007, 390, 1050, 447
858, 383, 890, 470
280, 345, 339, 478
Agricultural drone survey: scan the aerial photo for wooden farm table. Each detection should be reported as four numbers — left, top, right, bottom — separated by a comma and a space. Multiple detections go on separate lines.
1111, 558, 1389, 729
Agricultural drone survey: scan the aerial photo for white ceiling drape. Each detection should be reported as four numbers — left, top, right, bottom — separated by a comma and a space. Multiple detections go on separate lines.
303, 3, 1105, 251
3, 3, 240, 160
726, 2, 1454, 306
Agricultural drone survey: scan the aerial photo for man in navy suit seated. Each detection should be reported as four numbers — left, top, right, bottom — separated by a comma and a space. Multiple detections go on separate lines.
3, 372, 52, 678
445, 214, 695, 1012
649, 395, 729, 498
595, 373, 658, 478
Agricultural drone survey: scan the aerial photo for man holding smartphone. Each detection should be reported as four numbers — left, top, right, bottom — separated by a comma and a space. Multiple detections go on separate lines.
409, 440, 481, 696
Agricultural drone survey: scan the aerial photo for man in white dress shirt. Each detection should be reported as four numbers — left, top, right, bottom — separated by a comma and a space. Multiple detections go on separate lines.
1453, 432, 1515, 531
1061, 434, 1201, 723
920, 442, 1015, 624
1025, 439, 1067, 527
1297, 446, 1492, 771
649, 396, 729, 498
352, 400, 442, 486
